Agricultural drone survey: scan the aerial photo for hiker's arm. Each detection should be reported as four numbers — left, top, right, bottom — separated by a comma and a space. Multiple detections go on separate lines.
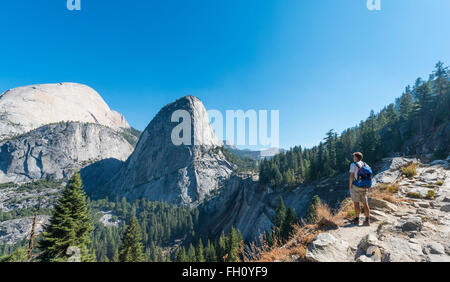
349, 172, 354, 190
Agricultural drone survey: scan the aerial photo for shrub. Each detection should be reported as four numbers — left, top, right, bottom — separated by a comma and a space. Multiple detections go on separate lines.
436, 181, 444, 186
425, 190, 436, 200
406, 192, 423, 199
378, 183, 399, 194
401, 163, 417, 178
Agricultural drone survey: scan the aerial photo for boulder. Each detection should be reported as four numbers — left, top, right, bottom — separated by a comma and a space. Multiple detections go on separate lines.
440, 205, 450, 212
424, 242, 445, 255
401, 218, 423, 232
368, 198, 397, 212
305, 233, 352, 262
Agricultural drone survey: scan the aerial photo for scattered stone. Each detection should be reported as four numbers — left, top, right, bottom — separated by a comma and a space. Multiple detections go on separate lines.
440, 205, 450, 212
424, 242, 445, 255
356, 254, 380, 262
358, 234, 380, 253
401, 218, 422, 232
366, 246, 382, 261
416, 202, 430, 208
416, 208, 428, 215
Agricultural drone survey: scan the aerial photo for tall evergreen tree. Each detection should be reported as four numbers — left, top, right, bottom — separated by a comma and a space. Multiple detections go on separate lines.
274, 197, 286, 229
118, 215, 145, 262
280, 208, 297, 242
187, 243, 197, 262
196, 239, 205, 262
38, 172, 94, 262
175, 246, 187, 262
205, 240, 217, 262
305, 195, 321, 224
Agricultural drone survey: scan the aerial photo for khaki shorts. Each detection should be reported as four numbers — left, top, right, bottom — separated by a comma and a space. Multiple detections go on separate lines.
351, 186, 368, 203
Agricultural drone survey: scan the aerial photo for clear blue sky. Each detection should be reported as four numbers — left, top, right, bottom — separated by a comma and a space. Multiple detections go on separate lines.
1, 0, 449, 150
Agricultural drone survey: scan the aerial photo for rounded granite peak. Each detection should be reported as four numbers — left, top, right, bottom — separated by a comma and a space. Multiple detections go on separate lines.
0, 82, 130, 139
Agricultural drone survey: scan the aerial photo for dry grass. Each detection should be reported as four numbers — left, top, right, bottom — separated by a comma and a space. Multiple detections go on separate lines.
401, 163, 417, 178
338, 198, 356, 219
378, 183, 400, 194
255, 224, 316, 262
369, 183, 400, 203
254, 203, 345, 262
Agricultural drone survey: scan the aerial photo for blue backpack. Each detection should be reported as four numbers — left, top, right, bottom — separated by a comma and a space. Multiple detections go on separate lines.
353, 162, 373, 188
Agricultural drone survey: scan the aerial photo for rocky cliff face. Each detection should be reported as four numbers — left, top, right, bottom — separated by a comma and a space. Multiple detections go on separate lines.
0, 122, 134, 183
0, 83, 129, 140
102, 96, 233, 206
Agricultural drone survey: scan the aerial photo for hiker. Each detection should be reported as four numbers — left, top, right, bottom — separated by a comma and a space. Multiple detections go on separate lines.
349, 152, 372, 226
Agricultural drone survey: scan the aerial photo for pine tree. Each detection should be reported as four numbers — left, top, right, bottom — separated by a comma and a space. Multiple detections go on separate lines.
305, 195, 321, 224
196, 239, 205, 262
38, 172, 94, 262
205, 240, 217, 262
187, 243, 197, 262
274, 197, 286, 229
118, 215, 145, 262
217, 231, 227, 262
175, 246, 187, 262
280, 208, 297, 242
0, 248, 28, 262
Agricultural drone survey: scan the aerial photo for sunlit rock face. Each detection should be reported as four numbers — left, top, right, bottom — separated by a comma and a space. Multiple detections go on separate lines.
0, 82, 129, 140
0, 122, 134, 183
105, 96, 233, 207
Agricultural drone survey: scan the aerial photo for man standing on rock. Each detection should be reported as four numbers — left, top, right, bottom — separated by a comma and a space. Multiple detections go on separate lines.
349, 152, 371, 226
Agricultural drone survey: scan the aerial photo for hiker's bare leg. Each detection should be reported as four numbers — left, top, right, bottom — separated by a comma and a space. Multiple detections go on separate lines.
363, 202, 370, 218
354, 202, 360, 218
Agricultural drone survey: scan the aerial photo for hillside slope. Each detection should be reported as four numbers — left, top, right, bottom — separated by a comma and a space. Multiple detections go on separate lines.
260, 157, 450, 262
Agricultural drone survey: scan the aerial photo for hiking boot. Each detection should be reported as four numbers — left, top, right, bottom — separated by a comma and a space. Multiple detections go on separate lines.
363, 218, 370, 226
350, 217, 360, 226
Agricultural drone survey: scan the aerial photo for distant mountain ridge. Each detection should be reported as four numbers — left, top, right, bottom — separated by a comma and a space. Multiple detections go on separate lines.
224, 143, 285, 160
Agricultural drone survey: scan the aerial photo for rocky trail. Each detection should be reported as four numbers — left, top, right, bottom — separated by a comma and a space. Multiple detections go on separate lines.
304, 157, 450, 262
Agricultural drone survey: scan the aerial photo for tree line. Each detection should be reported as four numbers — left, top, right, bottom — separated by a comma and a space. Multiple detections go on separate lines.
0, 172, 244, 262
260, 62, 449, 187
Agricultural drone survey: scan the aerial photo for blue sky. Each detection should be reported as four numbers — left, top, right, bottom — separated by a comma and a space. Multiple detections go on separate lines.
1, 0, 449, 150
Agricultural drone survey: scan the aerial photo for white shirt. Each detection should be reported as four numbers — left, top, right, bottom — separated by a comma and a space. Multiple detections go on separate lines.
350, 161, 364, 181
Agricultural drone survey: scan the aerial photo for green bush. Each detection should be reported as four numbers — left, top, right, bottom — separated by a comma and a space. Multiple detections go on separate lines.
406, 192, 423, 199
426, 190, 436, 200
